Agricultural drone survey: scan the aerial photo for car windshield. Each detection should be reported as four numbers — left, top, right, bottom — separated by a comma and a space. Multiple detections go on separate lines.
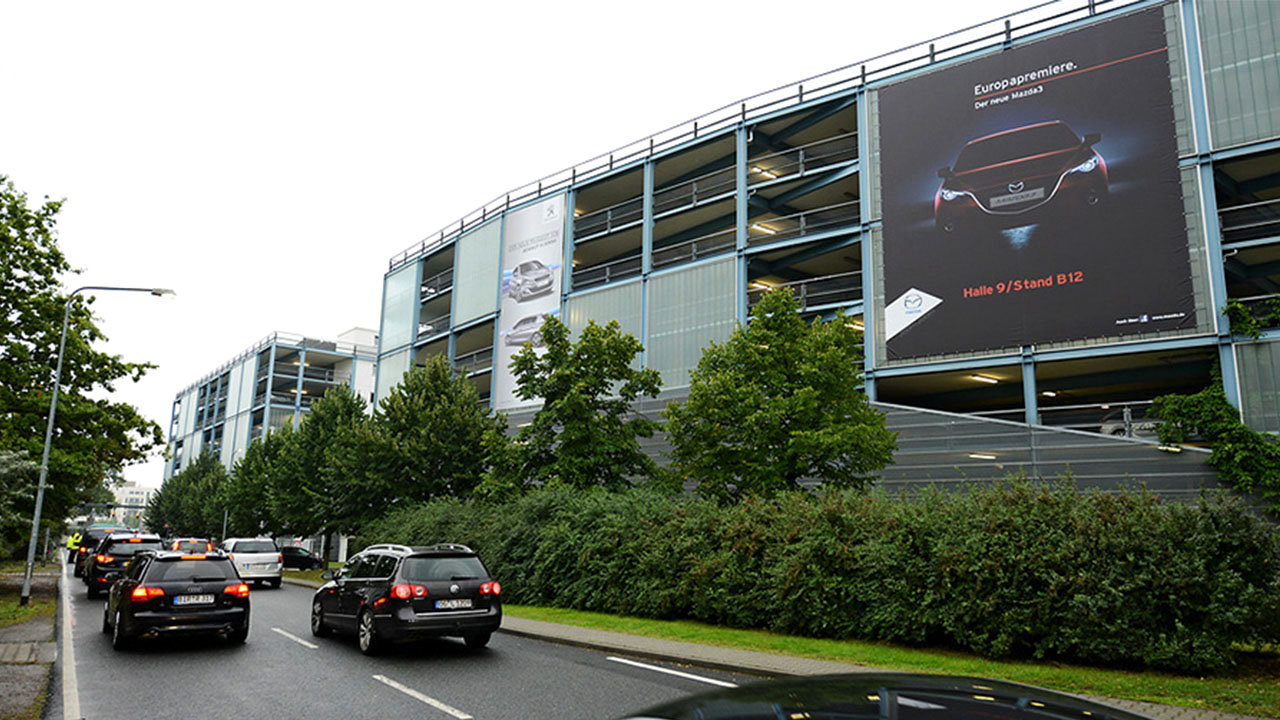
401, 555, 488, 581
106, 540, 163, 556
518, 261, 546, 273
232, 541, 277, 553
150, 559, 235, 582
954, 122, 1081, 172
174, 541, 211, 552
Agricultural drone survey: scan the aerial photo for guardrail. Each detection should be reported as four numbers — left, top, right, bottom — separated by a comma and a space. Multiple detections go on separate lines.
573, 253, 643, 290
388, 0, 1134, 271
652, 227, 737, 270
747, 132, 858, 186
1220, 198, 1280, 244
747, 200, 861, 246
748, 270, 863, 311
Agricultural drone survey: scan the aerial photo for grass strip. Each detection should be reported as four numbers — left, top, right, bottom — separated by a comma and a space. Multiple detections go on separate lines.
505, 605, 1280, 719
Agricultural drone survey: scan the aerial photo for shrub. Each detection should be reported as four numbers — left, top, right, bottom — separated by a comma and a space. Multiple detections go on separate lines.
358, 481, 1280, 673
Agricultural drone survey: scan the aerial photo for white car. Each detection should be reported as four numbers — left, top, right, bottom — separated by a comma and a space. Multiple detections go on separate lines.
221, 537, 283, 588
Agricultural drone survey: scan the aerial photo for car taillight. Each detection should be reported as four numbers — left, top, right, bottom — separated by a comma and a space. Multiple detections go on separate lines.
131, 586, 164, 602
391, 584, 427, 600
480, 581, 502, 596
223, 583, 250, 598
95, 554, 110, 563
181, 555, 206, 560
277, 553, 283, 564
78, 547, 89, 554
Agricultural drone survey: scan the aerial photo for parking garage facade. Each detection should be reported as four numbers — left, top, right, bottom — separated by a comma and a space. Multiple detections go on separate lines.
374, 0, 1280, 492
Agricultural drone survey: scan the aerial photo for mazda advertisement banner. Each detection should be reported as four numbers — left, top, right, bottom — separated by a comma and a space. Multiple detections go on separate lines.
494, 195, 565, 410
879, 7, 1195, 360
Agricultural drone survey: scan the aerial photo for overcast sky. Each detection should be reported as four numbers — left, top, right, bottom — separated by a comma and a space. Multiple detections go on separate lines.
3, 0, 1037, 489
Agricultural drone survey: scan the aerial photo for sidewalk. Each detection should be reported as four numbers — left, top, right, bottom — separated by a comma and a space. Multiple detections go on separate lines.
280, 575, 1273, 720
0, 570, 58, 720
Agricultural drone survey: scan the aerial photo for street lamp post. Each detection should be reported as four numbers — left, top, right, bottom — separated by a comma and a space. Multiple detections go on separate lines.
19, 285, 175, 606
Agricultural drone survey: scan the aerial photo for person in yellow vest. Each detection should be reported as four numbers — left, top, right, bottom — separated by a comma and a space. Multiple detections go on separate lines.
65, 531, 83, 562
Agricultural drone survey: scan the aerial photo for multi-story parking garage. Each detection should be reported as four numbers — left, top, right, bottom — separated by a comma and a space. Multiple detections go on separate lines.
374, 0, 1280, 497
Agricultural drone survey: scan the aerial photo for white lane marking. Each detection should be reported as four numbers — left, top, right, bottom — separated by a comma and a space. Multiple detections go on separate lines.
372, 674, 474, 719
271, 627, 318, 649
606, 656, 738, 688
61, 558, 81, 720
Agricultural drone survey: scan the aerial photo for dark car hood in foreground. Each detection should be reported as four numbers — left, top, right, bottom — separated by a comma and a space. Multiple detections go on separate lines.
619, 672, 1154, 720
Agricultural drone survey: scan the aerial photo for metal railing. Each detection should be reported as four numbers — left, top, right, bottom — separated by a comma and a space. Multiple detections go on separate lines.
652, 227, 737, 270
573, 253, 643, 290
747, 200, 860, 246
975, 400, 1161, 438
418, 312, 451, 338
747, 132, 858, 186
177, 331, 377, 397
388, 0, 1133, 271
574, 197, 643, 239
421, 268, 453, 298
453, 348, 494, 375
1220, 198, 1280, 244
748, 270, 863, 311
653, 168, 736, 216
1229, 293, 1280, 333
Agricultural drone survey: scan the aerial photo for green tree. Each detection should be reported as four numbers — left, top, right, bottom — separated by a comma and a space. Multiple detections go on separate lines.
663, 287, 895, 502
500, 316, 662, 491
0, 451, 36, 552
0, 175, 163, 547
144, 449, 227, 537
224, 425, 291, 537
374, 357, 507, 504
269, 384, 371, 536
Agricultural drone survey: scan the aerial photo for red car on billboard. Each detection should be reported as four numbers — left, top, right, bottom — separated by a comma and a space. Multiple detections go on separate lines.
934, 120, 1108, 233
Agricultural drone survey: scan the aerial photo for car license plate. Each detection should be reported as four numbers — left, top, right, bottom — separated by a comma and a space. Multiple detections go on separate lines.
435, 599, 472, 610
173, 594, 215, 606
990, 187, 1045, 208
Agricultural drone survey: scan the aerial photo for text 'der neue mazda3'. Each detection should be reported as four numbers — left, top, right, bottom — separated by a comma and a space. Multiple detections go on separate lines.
935, 120, 1108, 233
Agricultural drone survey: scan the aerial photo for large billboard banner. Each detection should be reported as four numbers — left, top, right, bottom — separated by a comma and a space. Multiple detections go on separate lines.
879, 7, 1195, 360
493, 195, 565, 410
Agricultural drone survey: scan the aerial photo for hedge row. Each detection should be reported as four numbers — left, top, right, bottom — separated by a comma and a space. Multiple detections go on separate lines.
358, 482, 1280, 673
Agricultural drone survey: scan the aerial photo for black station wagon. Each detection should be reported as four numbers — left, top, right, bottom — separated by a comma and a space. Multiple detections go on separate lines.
310, 543, 502, 655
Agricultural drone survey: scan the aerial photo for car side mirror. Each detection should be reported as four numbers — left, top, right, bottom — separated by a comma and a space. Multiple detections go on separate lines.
321, 569, 335, 581
1083, 132, 1101, 146
936, 166, 953, 179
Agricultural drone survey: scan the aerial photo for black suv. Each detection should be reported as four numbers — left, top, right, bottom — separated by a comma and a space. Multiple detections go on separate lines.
84, 533, 165, 599
310, 543, 502, 655
103, 550, 250, 650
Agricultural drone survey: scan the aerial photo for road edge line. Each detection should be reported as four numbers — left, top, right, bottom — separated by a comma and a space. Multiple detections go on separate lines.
60, 559, 80, 720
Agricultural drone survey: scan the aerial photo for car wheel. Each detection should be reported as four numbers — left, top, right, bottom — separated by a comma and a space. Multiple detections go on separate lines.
464, 631, 491, 649
87, 584, 100, 600
310, 600, 331, 638
268, 578, 281, 589
101, 604, 111, 634
73, 564, 83, 578
358, 609, 381, 655
111, 610, 130, 651
228, 624, 248, 645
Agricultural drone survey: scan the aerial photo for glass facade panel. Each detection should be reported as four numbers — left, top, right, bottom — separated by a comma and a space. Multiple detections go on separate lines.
565, 281, 643, 343
647, 259, 737, 389
453, 220, 502, 326
380, 263, 418, 354
375, 348, 411, 405
1199, 0, 1280, 149
1238, 340, 1280, 434
236, 358, 256, 416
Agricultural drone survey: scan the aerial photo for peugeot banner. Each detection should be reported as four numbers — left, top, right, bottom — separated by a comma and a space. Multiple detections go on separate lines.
493, 195, 565, 410
879, 7, 1195, 360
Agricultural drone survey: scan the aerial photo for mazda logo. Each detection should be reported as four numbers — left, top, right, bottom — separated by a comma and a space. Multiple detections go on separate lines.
904, 293, 922, 310
450, 584, 460, 594
1008, 181, 1025, 193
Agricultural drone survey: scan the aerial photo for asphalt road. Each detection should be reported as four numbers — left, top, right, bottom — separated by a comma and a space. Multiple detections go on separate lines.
64, 568, 759, 719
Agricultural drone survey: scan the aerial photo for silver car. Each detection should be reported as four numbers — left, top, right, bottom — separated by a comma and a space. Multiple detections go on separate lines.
221, 537, 282, 588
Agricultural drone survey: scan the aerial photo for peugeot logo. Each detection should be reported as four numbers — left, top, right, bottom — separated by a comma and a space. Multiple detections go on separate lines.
450, 584, 460, 595
904, 293, 923, 310
1008, 181, 1025, 193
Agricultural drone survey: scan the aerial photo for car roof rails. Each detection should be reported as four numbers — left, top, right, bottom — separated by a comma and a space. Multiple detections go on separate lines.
422, 543, 473, 554
362, 543, 414, 555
